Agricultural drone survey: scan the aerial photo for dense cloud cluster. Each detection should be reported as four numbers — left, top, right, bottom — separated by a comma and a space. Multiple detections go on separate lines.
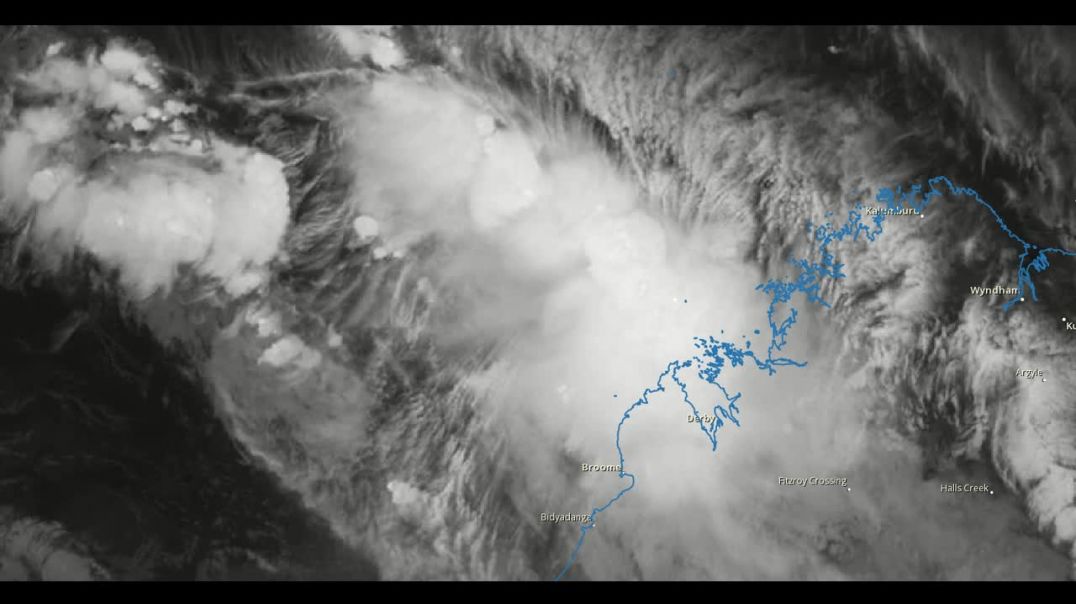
1, 26, 1074, 581
0, 40, 290, 299
412, 25, 1076, 576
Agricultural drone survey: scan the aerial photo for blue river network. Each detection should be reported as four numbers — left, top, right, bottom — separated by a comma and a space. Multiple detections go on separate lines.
552, 176, 1076, 581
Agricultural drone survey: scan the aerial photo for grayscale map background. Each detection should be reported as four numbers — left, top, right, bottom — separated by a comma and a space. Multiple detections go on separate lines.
0, 25, 1074, 580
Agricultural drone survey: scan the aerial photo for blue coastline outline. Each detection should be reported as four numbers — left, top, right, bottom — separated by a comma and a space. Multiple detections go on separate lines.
552, 176, 1076, 581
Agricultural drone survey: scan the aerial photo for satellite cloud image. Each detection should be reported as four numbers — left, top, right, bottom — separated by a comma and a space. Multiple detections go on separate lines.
0, 24, 1075, 582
